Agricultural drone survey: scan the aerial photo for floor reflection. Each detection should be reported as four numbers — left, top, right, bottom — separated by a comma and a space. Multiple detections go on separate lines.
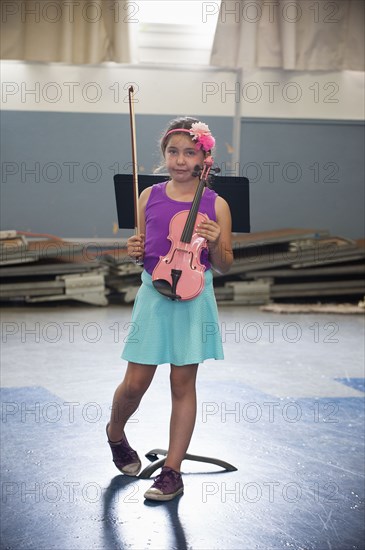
144, 494, 187, 550
103, 474, 137, 549
103, 474, 188, 550
2, 306, 364, 549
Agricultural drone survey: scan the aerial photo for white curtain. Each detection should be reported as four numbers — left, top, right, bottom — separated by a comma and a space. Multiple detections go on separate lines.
1, 0, 133, 64
211, 0, 364, 71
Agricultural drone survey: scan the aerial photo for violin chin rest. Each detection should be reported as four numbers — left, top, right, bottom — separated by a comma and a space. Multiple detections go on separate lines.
152, 279, 181, 301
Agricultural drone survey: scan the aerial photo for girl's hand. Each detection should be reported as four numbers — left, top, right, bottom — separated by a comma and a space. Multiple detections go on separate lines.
196, 219, 221, 248
127, 234, 145, 260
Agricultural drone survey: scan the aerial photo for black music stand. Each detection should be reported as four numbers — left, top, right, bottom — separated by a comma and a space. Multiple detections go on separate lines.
113, 174, 249, 477
114, 174, 250, 233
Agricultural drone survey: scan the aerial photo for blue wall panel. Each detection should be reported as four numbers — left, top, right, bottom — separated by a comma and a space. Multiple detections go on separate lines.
1, 111, 233, 238
240, 118, 364, 238
1, 112, 363, 238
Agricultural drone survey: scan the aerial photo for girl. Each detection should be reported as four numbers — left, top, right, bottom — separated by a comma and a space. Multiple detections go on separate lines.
106, 117, 233, 501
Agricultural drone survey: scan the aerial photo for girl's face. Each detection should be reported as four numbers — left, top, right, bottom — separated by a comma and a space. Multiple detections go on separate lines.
164, 134, 205, 183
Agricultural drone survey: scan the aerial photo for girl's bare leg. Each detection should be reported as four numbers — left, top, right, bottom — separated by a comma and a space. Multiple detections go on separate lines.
164, 364, 199, 472
108, 361, 157, 442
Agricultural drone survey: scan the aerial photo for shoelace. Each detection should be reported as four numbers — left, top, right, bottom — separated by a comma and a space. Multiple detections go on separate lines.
155, 469, 180, 489
111, 440, 138, 460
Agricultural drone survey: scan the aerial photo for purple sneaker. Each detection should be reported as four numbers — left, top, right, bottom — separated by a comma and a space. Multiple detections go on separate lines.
144, 466, 184, 501
106, 423, 141, 476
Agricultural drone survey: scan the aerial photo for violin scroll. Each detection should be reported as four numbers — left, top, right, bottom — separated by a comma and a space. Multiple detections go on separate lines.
192, 157, 221, 180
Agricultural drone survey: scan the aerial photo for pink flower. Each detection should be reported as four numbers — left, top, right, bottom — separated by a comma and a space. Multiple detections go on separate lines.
189, 122, 215, 152
197, 134, 215, 151
190, 122, 210, 135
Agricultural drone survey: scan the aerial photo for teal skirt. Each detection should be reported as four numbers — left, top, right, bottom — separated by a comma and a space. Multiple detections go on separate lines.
121, 270, 224, 366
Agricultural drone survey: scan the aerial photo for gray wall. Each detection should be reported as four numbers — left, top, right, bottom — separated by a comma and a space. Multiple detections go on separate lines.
1, 111, 233, 238
240, 118, 364, 238
1, 111, 364, 238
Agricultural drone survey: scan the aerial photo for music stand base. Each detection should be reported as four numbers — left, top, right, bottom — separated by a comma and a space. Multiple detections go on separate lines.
139, 448, 237, 479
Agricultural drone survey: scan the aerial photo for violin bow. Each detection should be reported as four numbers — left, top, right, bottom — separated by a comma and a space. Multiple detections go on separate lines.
128, 85, 140, 235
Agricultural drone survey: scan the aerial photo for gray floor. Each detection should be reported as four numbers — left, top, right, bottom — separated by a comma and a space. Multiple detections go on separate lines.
1, 303, 364, 550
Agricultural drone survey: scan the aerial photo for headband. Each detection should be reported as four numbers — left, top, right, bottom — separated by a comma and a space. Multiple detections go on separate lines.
164, 122, 215, 152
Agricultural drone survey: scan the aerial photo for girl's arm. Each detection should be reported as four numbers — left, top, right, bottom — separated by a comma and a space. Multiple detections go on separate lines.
197, 196, 234, 274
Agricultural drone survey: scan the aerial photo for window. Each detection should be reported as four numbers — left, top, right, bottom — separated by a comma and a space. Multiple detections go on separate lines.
135, 0, 221, 65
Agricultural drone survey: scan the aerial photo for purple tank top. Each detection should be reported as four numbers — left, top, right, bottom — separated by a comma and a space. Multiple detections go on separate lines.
143, 181, 218, 275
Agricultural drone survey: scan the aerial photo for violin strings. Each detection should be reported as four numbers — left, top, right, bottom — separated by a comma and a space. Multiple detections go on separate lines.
181, 183, 204, 243
181, 163, 211, 243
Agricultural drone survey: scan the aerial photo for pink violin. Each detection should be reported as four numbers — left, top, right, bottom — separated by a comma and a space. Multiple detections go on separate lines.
152, 157, 219, 301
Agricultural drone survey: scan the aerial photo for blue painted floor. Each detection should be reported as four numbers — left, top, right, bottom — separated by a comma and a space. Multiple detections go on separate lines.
1, 305, 364, 550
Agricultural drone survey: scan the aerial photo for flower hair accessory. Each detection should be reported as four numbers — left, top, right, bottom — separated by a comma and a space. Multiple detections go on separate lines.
189, 122, 215, 151
164, 121, 215, 152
